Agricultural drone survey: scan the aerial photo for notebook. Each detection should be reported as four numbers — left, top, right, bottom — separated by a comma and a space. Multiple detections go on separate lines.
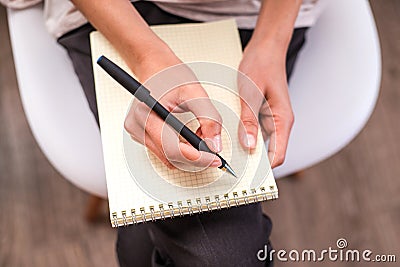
90, 19, 278, 227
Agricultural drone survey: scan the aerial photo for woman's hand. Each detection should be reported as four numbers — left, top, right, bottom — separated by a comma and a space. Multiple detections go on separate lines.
238, 41, 294, 168
124, 48, 223, 170
237, 0, 301, 168
71, 0, 223, 170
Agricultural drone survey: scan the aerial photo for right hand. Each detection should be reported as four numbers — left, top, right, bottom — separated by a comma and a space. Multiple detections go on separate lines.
124, 47, 223, 170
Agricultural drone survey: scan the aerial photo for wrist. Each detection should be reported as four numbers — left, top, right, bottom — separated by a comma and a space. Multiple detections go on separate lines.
243, 39, 287, 70
124, 41, 180, 81
245, 36, 289, 58
135, 41, 173, 65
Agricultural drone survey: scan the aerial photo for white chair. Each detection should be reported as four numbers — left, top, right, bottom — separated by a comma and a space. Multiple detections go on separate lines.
7, 0, 381, 199
7, 3, 107, 198
274, 0, 381, 177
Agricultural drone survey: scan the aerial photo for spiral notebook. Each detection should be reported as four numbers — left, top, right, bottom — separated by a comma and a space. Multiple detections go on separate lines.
90, 19, 277, 227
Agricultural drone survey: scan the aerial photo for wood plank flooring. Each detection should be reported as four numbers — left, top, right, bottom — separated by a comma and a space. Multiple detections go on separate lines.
0, 1, 399, 266
0, 7, 118, 267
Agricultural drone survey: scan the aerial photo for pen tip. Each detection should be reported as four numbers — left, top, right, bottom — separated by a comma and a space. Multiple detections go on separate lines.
224, 163, 237, 178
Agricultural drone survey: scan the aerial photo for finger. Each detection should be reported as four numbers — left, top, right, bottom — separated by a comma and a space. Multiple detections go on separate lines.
134, 102, 220, 169
266, 87, 294, 168
267, 131, 276, 168
267, 113, 294, 168
238, 82, 264, 151
259, 102, 275, 141
124, 113, 174, 169
124, 102, 146, 145
179, 85, 223, 153
141, 64, 223, 155
124, 100, 143, 140
144, 132, 175, 169
195, 127, 216, 153
261, 128, 268, 141
160, 125, 220, 169
176, 142, 222, 168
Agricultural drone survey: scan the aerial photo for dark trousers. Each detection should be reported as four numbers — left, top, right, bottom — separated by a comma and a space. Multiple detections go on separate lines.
58, 2, 307, 266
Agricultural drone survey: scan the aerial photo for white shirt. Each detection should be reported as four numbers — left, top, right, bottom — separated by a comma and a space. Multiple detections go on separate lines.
1, 0, 326, 38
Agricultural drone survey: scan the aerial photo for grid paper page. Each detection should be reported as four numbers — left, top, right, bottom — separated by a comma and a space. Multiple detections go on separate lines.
90, 19, 277, 226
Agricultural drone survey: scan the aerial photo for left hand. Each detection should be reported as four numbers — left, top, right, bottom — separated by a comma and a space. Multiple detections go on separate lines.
238, 41, 294, 168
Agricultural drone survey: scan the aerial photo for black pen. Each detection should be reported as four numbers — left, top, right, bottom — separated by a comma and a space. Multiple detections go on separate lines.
97, 55, 237, 177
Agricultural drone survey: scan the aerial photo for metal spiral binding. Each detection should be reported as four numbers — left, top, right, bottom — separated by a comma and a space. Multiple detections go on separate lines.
205, 197, 211, 211
110, 186, 278, 227
149, 206, 155, 222
196, 198, 203, 213
112, 212, 118, 227
242, 190, 249, 205
168, 203, 175, 218
187, 200, 193, 215
159, 204, 165, 220
251, 189, 258, 202
131, 209, 137, 224
270, 186, 278, 200
260, 187, 267, 201
224, 194, 231, 208
233, 192, 239, 206
122, 211, 128, 226
140, 207, 146, 222
177, 201, 183, 216
215, 195, 222, 210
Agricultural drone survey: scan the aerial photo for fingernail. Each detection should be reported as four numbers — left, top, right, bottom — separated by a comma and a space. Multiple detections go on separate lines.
246, 134, 256, 148
213, 135, 222, 153
211, 158, 222, 167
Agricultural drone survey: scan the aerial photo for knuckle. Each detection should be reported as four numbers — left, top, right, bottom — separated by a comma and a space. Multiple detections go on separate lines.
274, 154, 286, 166
154, 150, 175, 169
160, 156, 175, 169
165, 162, 175, 169
134, 103, 149, 121
203, 118, 221, 129
287, 111, 295, 126
124, 118, 136, 133
212, 111, 223, 124
199, 117, 222, 134
241, 116, 258, 128
165, 148, 180, 162
241, 108, 258, 121
129, 133, 139, 143
133, 108, 141, 121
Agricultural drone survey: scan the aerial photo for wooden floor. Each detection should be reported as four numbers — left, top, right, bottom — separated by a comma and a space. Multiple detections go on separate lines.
0, 1, 399, 266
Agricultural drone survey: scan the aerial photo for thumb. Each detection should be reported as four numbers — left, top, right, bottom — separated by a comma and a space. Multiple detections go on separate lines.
237, 70, 264, 151
185, 95, 223, 153
196, 116, 223, 153
238, 97, 261, 150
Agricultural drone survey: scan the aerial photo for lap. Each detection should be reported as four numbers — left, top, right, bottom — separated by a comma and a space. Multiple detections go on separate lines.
117, 203, 273, 267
